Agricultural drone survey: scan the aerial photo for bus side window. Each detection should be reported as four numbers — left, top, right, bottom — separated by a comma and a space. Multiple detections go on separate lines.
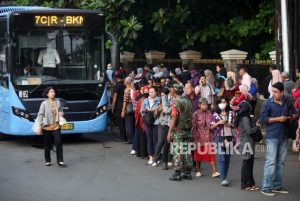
0, 39, 8, 88
0, 19, 8, 88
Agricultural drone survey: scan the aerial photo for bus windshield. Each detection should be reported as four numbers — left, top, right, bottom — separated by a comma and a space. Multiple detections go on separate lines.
12, 29, 103, 86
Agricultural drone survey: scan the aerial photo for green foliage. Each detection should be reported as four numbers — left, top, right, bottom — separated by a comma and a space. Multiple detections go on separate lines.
120, 15, 143, 48
14, 0, 275, 58
83, 0, 141, 51
198, 0, 275, 57
105, 39, 112, 49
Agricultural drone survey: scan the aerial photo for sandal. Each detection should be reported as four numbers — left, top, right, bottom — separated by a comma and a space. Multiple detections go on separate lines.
243, 187, 256, 191
251, 186, 260, 191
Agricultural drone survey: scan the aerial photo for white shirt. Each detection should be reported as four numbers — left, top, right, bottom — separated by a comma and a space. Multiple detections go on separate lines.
195, 84, 215, 104
38, 48, 61, 68
241, 73, 252, 90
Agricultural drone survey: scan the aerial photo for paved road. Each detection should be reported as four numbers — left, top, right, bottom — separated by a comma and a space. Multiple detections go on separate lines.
0, 132, 299, 201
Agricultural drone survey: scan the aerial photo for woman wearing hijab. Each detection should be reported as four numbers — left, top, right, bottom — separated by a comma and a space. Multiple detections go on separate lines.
224, 71, 239, 100
135, 86, 149, 159
237, 99, 260, 191
204, 70, 215, 89
175, 67, 182, 76
268, 69, 282, 97
134, 67, 143, 82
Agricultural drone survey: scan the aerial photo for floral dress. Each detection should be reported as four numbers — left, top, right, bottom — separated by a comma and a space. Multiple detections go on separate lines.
192, 110, 213, 145
192, 110, 215, 162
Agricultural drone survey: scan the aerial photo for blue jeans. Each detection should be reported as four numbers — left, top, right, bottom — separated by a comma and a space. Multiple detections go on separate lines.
262, 139, 288, 191
218, 146, 231, 181
215, 136, 231, 181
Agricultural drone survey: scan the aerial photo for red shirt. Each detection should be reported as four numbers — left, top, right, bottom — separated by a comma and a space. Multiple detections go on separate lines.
292, 89, 300, 99
135, 98, 145, 131
231, 94, 246, 106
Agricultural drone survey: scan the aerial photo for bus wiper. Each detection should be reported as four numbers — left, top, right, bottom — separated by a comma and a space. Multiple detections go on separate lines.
29, 79, 60, 94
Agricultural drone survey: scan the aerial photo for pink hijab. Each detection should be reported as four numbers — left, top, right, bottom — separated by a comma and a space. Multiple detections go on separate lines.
272, 70, 282, 84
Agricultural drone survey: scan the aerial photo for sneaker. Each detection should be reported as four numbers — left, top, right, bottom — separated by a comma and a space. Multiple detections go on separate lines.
212, 172, 220, 178
272, 187, 289, 194
221, 179, 230, 186
261, 189, 276, 196
58, 162, 67, 168
167, 162, 173, 167
195, 172, 202, 177
130, 150, 136, 155
152, 162, 158, 167
148, 160, 154, 165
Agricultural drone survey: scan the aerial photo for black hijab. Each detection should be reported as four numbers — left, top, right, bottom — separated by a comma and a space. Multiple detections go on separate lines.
237, 100, 252, 118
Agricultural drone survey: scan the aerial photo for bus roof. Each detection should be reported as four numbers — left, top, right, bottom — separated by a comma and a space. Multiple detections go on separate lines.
0, 6, 104, 17
0, 6, 48, 16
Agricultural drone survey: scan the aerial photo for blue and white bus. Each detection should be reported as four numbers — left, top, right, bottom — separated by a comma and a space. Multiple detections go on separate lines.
0, 6, 119, 136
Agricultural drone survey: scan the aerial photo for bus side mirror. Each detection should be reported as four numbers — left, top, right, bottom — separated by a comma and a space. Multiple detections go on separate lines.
0, 74, 8, 88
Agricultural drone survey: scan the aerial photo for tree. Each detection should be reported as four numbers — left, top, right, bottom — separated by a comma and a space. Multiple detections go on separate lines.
14, 0, 275, 59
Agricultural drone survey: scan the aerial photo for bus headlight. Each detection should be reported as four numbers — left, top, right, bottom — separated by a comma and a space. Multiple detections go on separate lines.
92, 104, 107, 119
12, 107, 34, 122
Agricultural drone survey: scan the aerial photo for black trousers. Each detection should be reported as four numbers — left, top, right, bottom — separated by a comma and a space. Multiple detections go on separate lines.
43, 67, 58, 77
136, 128, 148, 158
43, 129, 63, 163
114, 110, 126, 141
154, 125, 170, 163
125, 114, 135, 143
250, 99, 257, 115
241, 155, 255, 189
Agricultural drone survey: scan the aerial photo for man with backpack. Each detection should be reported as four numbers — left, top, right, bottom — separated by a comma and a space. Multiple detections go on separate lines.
167, 84, 193, 181
238, 66, 258, 114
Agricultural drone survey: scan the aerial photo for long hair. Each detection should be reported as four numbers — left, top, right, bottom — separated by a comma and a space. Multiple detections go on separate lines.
214, 97, 230, 114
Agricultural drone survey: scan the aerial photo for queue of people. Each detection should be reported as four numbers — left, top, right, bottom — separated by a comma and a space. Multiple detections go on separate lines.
109, 63, 300, 196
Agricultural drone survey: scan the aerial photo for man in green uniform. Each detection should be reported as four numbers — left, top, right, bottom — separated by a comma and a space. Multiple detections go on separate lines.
167, 84, 193, 181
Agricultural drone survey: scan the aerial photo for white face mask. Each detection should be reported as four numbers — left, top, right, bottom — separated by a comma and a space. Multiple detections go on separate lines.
218, 103, 227, 110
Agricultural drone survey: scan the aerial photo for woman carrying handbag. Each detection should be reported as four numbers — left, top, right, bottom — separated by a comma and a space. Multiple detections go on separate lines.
35, 86, 66, 167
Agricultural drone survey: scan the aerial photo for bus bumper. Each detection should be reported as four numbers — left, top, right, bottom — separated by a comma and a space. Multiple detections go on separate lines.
8, 112, 108, 136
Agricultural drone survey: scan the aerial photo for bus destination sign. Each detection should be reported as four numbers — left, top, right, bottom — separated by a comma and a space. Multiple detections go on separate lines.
34, 15, 84, 27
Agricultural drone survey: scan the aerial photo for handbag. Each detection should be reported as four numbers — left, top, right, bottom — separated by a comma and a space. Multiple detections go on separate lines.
218, 114, 234, 148
249, 116, 263, 142
59, 116, 67, 126
142, 99, 156, 125
252, 129, 263, 142
32, 121, 42, 135
142, 111, 155, 125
